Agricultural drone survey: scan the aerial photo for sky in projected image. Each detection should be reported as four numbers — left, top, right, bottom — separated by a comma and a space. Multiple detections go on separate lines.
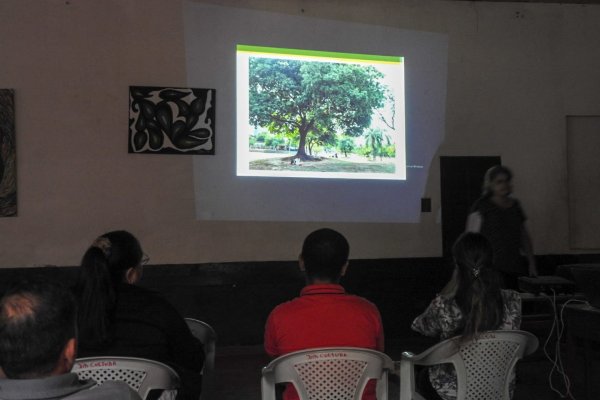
237, 45, 406, 180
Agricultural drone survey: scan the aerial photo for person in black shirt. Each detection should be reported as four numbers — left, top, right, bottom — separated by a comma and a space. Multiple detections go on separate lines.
74, 230, 204, 400
466, 166, 537, 289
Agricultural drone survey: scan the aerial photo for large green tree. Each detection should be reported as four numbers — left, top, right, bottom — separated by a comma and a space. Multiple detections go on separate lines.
249, 58, 388, 160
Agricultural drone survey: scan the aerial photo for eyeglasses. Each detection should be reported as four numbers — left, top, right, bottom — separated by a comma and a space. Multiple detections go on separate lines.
141, 253, 150, 266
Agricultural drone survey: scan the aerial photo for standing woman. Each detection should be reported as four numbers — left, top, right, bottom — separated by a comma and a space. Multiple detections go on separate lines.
466, 165, 537, 289
74, 230, 204, 400
412, 232, 522, 400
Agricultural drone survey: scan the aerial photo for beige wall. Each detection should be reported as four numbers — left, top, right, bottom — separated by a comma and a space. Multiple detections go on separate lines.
0, 0, 599, 267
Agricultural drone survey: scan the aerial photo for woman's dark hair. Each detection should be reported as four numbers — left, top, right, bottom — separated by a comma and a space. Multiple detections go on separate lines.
452, 232, 504, 341
74, 230, 143, 348
482, 165, 513, 197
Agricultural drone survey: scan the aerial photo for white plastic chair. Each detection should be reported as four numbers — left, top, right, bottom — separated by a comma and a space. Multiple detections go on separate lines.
397, 330, 539, 400
185, 318, 217, 399
261, 347, 394, 400
72, 356, 180, 400
184, 318, 217, 376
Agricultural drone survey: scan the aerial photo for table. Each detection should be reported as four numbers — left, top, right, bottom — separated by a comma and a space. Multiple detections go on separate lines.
519, 292, 584, 335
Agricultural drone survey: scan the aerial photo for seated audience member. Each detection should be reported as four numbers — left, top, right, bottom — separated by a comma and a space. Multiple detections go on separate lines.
0, 277, 140, 399
74, 230, 204, 400
411, 232, 522, 400
264, 228, 385, 400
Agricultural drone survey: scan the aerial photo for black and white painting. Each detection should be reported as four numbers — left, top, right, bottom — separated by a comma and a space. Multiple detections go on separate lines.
129, 86, 215, 154
0, 89, 16, 217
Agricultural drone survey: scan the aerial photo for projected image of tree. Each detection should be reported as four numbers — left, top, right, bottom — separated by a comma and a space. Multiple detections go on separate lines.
237, 45, 405, 179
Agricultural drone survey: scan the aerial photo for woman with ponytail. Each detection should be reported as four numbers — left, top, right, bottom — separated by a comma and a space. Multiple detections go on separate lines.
411, 232, 522, 400
74, 231, 204, 400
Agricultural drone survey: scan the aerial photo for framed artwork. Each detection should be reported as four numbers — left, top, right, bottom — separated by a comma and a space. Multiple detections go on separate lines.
129, 86, 215, 154
0, 89, 16, 217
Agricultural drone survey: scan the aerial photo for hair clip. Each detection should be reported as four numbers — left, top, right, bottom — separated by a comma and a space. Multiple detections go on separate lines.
92, 237, 112, 258
472, 267, 481, 278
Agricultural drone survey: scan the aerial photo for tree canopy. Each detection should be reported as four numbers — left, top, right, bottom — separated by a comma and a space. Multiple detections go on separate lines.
249, 58, 389, 159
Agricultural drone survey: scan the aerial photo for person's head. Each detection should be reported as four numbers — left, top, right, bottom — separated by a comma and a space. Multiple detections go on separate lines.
75, 230, 146, 347
453, 232, 494, 286
299, 228, 350, 284
452, 232, 503, 340
0, 277, 77, 379
80, 230, 145, 286
482, 165, 513, 198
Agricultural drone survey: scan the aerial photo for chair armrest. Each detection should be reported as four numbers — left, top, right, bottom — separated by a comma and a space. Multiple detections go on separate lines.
402, 339, 460, 367
397, 358, 427, 400
523, 332, 539, 356
397, 341, 459, 400
260, 371, 277, 400
398, 349, 430, 398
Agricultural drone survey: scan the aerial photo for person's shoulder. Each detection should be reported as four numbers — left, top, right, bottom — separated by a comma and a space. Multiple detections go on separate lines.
420, 294, 458, 319
346, 293, 379, 309
510, 197, 522, 206
117, 284, 182, 321
337, 294, 382, 320
501, 289, 521, 302
265, 297, 304, 331
506, 197, 522, 208
470, 196, 490, 212
429, 293, 454, 306
510, 198, 526, 213
269, 295, 302, 315
428, 293, 458, 314
120, 283, 160, 297
120, 284, 171, 307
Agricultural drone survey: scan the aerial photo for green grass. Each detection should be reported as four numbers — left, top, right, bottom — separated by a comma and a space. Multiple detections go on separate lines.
249, 157, 395, 173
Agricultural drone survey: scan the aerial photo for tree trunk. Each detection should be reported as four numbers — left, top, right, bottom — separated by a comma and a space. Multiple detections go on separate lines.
294, 129, 311, 160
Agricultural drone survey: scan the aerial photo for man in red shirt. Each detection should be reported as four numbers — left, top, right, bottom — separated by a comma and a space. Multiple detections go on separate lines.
264, 228, 385, 400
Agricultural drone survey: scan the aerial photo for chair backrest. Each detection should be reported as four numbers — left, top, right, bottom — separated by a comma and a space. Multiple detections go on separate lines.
261, 347, 394, 400
72, 356, 180, 400
184, 318, 217, 376
399, 330, 538, 400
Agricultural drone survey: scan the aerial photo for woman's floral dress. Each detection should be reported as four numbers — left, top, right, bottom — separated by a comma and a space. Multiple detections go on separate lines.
411, 290, 522, 400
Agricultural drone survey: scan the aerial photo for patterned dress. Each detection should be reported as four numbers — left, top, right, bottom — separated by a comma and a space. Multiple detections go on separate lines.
411, 290, 522, 400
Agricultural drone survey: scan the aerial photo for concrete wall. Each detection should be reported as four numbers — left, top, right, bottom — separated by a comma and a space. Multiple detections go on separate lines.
1, 0, 599, 267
